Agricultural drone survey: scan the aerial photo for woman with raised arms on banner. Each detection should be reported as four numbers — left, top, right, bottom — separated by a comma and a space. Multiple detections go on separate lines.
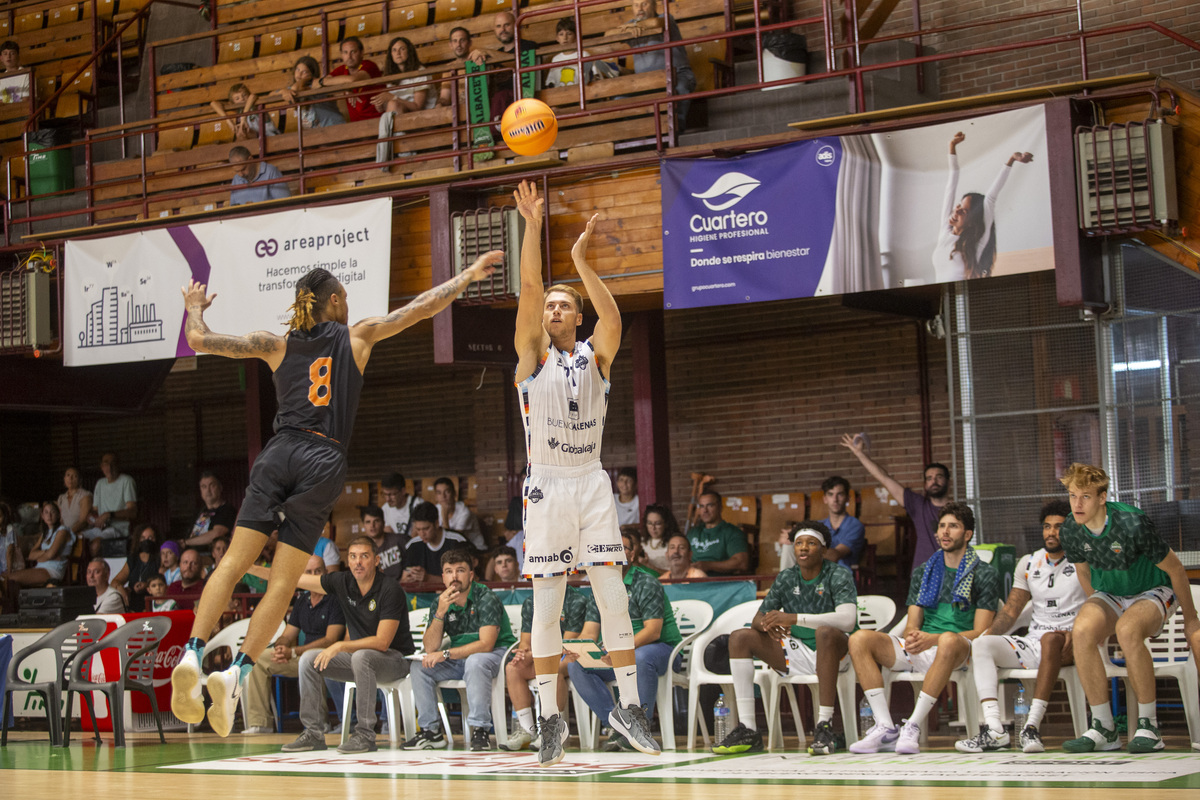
933, 131, 1033, 283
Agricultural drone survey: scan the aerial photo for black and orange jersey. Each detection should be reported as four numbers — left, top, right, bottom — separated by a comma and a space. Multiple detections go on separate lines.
272, 321, 363, 447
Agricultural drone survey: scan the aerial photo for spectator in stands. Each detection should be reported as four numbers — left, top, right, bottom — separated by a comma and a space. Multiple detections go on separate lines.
660, 533, 706, 581
228, 146, 290, 206
486, 545, 521, 583
613, 466, 639, 526
264, 536, 413, 754
243, 555, 346, 734
437, 27, 474, 108
280, 56, 344, 129
373, 37, 434, 115
402, 501, 467, 585
545, 17, 615, 87
207, 534, 230, 578
611, 0, 696, 132
323, 36, 383, 122
380, 472, 426, 537
567, 529, 681, 751
311, 519, 342, 572
500, 582, 587, 751
146, 574, 178, 611
1, 501, 73, 592
778, 476, 867, 571
686, 490, 750, 574
434, 477, 484, 550
112, 523, 161, 605
0, 41, 19, 73
88, 558, 125, 613
639, 503, 679, 572
210, 83, 279, 141
57, 466, 93, 537
159, 539, 181, 585
403, 547, 517, 751
167, 546, 207, 609
185, 471, 237, 549
80, 452, 137, 557
467, 10, 540, 127
841, 432, 949, 570
363, 503, 404, 582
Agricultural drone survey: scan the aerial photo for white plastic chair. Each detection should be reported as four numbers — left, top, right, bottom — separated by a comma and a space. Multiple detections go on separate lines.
760, 594, 897, 750
340, 607, 426, 747
192, 617, 285, 733
684, 600, 761, 751
882, 612, 979, 740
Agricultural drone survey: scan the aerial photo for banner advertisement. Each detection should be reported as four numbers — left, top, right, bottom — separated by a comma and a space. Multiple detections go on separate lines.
64, 199, 392, 367
663, 105, 1054, 310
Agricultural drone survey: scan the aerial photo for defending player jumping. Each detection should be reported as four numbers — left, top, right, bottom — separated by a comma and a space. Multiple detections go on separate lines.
511, 180, 660, 766
170, 253, 501, 736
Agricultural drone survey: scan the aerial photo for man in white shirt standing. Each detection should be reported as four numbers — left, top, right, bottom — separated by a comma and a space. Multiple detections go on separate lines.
380, 472, 427, 537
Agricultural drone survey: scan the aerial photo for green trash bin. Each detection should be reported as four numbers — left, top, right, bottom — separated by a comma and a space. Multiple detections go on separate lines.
975, 542, 1017, 595
27, 133, 74, 195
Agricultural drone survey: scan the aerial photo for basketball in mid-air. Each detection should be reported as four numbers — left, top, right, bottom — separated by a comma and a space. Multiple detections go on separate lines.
500, 98, 558, 156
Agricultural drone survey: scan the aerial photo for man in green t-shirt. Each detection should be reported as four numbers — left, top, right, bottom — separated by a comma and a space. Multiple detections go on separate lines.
849, 502, 1000, 755
1058, 463, 1197, 753
403, 548, 517, 752
686, 490, 749, 574
711, 521, 858, 757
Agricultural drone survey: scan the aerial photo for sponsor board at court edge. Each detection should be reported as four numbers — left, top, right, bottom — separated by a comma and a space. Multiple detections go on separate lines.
64, 199, 391, 366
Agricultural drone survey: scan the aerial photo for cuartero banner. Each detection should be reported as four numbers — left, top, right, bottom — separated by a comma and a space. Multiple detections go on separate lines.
662, 104, 1053, 309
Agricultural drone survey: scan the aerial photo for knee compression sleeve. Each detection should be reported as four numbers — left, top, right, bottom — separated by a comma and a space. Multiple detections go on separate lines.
530, 574, 568, 660
587, 565, 633, 650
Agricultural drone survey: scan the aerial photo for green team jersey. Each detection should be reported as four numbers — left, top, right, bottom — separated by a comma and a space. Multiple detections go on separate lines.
906, 554, 1002, 635
1060, 501, 1170, 596
759, 559, 859, 649
686, 521, 749, 563
429, 582, 517, 649
520, 585, 588, 635
584, 566, 682, 646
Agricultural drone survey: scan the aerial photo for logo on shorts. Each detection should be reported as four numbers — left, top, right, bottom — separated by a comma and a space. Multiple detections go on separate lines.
529, 487, 544, 503
575, 355, 589, 370
368, 599, 377, 612
547, 438, 560, 450
588, 543, 624, 554
527, 548, 573, 565
1110, 541, 1123, 554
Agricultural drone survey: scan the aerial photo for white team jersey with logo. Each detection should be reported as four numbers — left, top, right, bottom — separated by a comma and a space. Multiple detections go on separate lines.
517, 338, 608, 467
1013, 548, 1086, 637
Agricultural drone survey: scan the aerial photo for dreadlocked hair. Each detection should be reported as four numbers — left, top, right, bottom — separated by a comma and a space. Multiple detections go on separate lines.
287, 268, 338, 332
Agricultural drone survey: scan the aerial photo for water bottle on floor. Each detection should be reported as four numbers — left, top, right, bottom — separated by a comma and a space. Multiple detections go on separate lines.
713, 692, 730, 744
859, 695, 874, 737
1013, 684, 1029, 733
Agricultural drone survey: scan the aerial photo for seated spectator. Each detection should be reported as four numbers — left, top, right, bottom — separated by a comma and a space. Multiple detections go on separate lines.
323, 36, 383, 122
312, 532, 342, 572
210, 83, 279, 141
485, 545, 521, 583
88, 558, 125, 613
373, 37, 435, 115
434, 477, 484, 550
0, 40, 20, 72
402, 502, 467, 585
363, 503, 404, 581
380, 472, 427, 537
639, 503, 678, 572
2, 501, 73, 593
659, 533, 706, 581
206, 534, 230, 578
185, 472, 237, 549
112, 523, 162, 606
280, 56, 345, 129
686, 490, 749, 574
146, 574, 178, 611
545, 17, 612, 87
608, 0, 695, 132
57, 466, 93, 537
613, 467, 639, 526
79, 452, 137, 557
466, 11, 540, 126
167, 546, 207, 609
159, 539, 181, 585
777, 476, 866, 571
436, 27, 475, 109
243, 555, 346, 734
566, 530, 681, 751
252, 537, 413, 754
500, 583, 587, 751
403, 548, 516, 751
228, 146, 290, 206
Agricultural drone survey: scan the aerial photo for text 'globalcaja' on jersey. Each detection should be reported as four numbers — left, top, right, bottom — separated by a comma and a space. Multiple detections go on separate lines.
517, 338, 609, 467
272, 321, 364, 448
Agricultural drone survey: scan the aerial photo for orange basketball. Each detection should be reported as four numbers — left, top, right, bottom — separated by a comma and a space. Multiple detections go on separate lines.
500, 98, 558, 156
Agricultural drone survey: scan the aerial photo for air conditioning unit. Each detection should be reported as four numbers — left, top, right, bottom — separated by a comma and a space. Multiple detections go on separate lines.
452, 206, 523, 302
1076, 119, 1178, 232
0, 270, 53, 351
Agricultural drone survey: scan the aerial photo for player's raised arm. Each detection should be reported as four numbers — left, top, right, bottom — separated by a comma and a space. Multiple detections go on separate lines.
514, 179, 548, 381
571, 212, 621, 371
181, 280, 286, 368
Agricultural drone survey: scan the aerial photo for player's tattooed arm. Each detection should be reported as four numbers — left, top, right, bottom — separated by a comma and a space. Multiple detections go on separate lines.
181, 280, 284, 363
986, 587, 1031, 636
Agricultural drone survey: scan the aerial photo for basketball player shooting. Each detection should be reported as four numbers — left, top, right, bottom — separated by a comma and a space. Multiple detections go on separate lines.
512, 180, 659, 765
170, 252, 502, 737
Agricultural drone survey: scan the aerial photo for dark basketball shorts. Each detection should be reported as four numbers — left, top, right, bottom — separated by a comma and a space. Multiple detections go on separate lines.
236, 430, 347, 554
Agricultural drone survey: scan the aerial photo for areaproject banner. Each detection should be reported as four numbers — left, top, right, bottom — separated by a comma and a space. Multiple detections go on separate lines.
663, 105, 1054, 309
64, 199, 392, 366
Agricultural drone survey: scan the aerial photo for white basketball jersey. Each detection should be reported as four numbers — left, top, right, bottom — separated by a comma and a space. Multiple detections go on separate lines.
1013, 548, 1086, 637
518, 338, 609, 467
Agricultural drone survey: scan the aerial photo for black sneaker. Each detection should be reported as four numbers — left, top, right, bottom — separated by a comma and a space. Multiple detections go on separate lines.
711, 722, 764, 755
401, 726, 448, 750
470, 727, 492, 751
602, 733, 635, 752
807, 720, 837, 755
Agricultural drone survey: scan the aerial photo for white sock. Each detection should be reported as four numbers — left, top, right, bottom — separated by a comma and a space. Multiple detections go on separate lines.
517, 707, 536, 734
536, 674, 560, 718
614, 662, 640, 709
730, 658, 757, 730
1027, 698, 1048, 730
981, 699, 1003, 734
910, 692, 937, 728
865, 687, 893, 729
1090, 703, 1114, 730
818, 705, 834, 725
1136, 701, 1157, 727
